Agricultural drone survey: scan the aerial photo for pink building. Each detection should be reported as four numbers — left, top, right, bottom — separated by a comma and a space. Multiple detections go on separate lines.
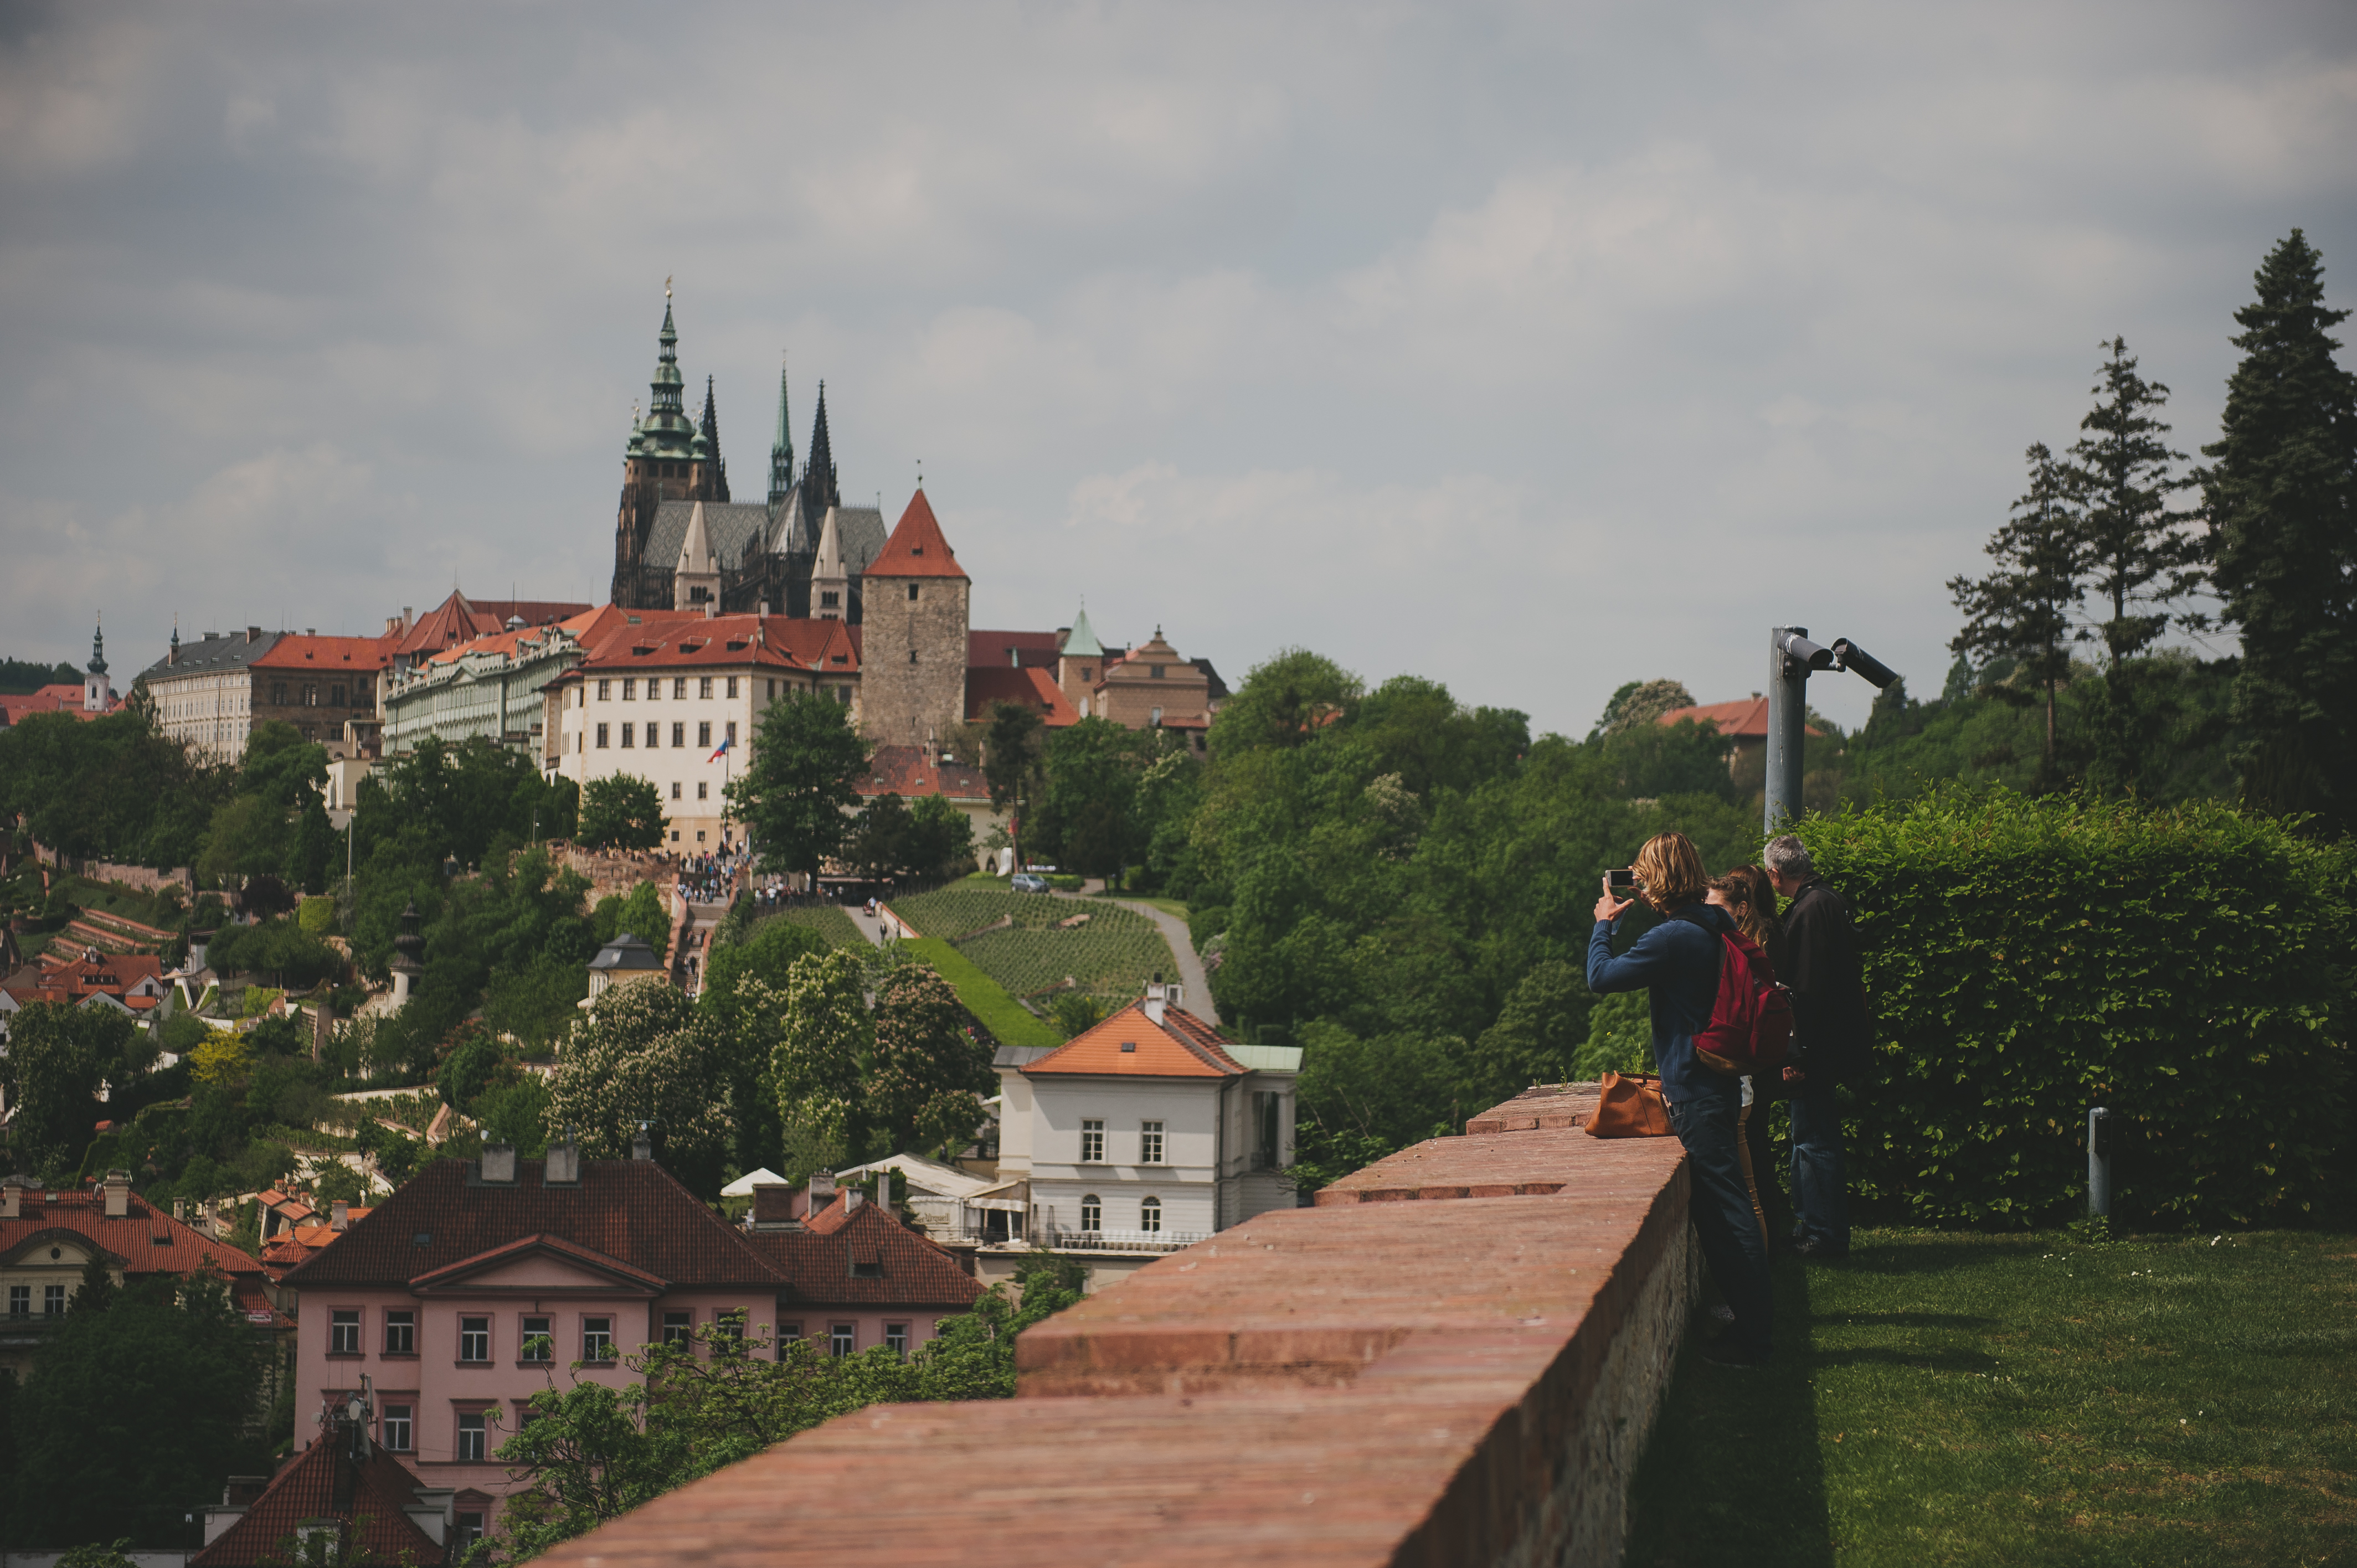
282, 1143, 981, 1542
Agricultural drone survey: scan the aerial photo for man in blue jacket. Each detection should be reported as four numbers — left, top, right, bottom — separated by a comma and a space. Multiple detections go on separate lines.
1590, 831, 1773, 1365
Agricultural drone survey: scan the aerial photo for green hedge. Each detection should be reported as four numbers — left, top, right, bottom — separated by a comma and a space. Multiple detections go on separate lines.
900, 936, 1065, 1050
1800, 789, 2354, 1227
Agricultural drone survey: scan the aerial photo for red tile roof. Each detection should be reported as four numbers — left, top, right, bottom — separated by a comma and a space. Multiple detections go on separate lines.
410, 1231, 670, 1294
564, 613, 858, 677
0, 1188, 272, 1293
864, 490, 969, 580
420, 606, 606, 668
857, 745, 991, 802
191, 1426, 447, 1566
250, 633, 397, 673
1021, 1000, 1245, 1079
963, 666, 1079, 727
0, 685, 118, 725
968, 630, 1064, 669
1654, 698, 1823, 740
280, 1157, 784, 1291
33, 952, 164, 997
743, 1199, 984, 1309
394, 591, 593, 661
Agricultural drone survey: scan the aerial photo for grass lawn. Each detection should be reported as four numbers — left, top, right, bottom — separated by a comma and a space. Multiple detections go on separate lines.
899, 935, 1065, 1050
754, 905, 867, 950
1624, 1228, 2357, 1567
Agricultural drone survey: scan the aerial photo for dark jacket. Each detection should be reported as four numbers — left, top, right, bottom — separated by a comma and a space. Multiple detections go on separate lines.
1782, 876, 1868, 1076
1587, 902, 1739, 1108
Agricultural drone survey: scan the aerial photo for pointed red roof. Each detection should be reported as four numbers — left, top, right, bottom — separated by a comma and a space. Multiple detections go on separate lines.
191, 1426, 448, 1566
1655, 698, 1823, 741
1021, 1000, 1246, 1079
864, 489, 969, 580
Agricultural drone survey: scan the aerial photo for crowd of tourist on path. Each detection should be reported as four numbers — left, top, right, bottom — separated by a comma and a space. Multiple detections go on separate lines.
1588, 831, 1869, 1370
677, 843, 754, 906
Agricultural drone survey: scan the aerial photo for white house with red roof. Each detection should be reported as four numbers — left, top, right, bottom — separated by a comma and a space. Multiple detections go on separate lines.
987, 982, 1298, 1272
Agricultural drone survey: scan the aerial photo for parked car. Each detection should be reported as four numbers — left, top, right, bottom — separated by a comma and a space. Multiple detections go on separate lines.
1010, 873, 1049, 894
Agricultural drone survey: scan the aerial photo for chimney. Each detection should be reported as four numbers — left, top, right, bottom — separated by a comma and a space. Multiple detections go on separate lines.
874, 1170, 892, 1209
102, 1169, 131, 1219
758, 601, 769, 618
631, 1129, 653, 1162
844, 1188, 864, 1213
246, 626, 262, 644
750, 1183, 794, 1227
1008, 646, 1018, 667
330, 1200, 350, 1231
1144, 973, 1168, 1027
481, 1144, 518, 1183
1, 1177, 22, 1220
806, 1170, 836, 1216
544, 1142, 580, 1184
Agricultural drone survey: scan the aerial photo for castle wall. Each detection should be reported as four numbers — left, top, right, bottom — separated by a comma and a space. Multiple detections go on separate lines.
857, 575, 969, 747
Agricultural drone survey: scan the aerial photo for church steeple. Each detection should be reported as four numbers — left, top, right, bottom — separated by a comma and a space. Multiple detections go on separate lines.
84, 613, 112, 713
631, 283, 697, 460
804, 380, 840, 513
768, 353, 795, 510
698, 375, 730, 502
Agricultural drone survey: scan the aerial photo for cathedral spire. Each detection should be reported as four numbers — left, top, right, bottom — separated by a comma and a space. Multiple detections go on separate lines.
804, 380, 840, 514
768, 353, 795, 510
632, 284, 697, 458
699, 375, 730, 502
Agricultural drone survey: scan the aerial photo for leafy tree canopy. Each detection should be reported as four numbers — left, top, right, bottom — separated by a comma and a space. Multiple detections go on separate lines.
727, 692, 868, 877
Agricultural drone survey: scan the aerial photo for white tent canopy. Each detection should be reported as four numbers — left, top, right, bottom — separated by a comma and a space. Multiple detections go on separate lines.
720, 1167, 790, 1198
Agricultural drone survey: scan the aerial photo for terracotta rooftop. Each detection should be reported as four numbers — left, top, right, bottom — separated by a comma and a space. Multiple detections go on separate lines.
856, 745, 991, 802
562, 613, 858, 677
1020, 1000, 1246, 1079
394, 590, 594, 661
864, 489, 969, 580
743, 1198, 984, 1309
250, 633, 397, 672
0, 685, 119, 725
964, 665, 1079, 726
191, 1424, 447, 1567
280, 1157, 783, 1291
967, 629, 1065, 669
1654, 697, 1823, 740
0, 1185, 272, 1295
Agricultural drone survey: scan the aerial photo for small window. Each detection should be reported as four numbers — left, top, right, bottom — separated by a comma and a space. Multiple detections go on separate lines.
583, 1317, 614, 1362
1140, 1121, 1164, 1165
885, 1323, 909, 1359
330, 684, 345, 707
699, 677, 713, 699
382, 1404, 413, 1452
779, 1322, 804, 1347
1080, 1195, 1102, 1233
1151, 664, 1166, 680
1080, 1119, 1104, 1163
621, 722, 634, 747
460, 1316, 490, 1363
851, 1254, 883, 1280
330, 1309, 361, 1355
7, 1286, 27, 1317
821, 590, 838, 608
1140, 1195, 1162, 1234
456, 1412, 486, 1462
595, 723, 609, 749
598, 679, 611, 701
674, 677, 687, 699
697, 781, 708, 800
456, 1512, 485, 1546
908, 649, 918, 664
384, 1310, 415, 1356
623, 678, 636, 700
671, 780, 682, 800
835, 686, 849, 705
725, 721, 737, 746
907, 584, 919, 602
661, 1311, 692, 1347
697, 720, 712, 747
672, 722, 685, 747
828, 1323, 857, 1358
726, 677, 739, 699
521, 1316, 552, 1363
766, 679, 776, 699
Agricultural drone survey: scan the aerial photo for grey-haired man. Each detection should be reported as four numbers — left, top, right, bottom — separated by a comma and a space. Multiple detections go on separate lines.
1764, 833, 1866, 1259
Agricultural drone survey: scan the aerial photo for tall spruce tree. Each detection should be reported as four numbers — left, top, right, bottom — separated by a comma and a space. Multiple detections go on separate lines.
2200, 229, 2357, 826
2067, 336, 2202, 791
1949, 441, 2087, 777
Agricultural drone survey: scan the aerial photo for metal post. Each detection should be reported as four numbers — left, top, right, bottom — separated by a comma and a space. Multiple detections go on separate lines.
2087, 1106, 2112, 1218
1766, 626, 1811, 834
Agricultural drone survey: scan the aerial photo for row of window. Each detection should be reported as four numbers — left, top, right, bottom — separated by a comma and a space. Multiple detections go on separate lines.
1078, 1118, 1164, 1164
1078, 1195, 1162, 1234
593, 675, 748, 702
325, 1308, 917, 1364
6, 1285, 66, 1317
267, 682, 370, 707
594, 720, 735, 750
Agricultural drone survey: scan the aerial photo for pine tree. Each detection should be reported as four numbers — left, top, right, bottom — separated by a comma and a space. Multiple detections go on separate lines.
1949, 442, 2088, 778
2067, 337, 2202, 791
2200, 230, 2357, 826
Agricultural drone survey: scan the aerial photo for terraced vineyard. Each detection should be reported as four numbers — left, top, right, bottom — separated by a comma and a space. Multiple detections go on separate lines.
754, 905, 867, 951
890, 888, 1178, 1008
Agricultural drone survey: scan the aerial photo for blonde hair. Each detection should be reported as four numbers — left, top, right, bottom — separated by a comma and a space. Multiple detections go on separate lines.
1710, 865, 1783, 952
1632, 832, 1708, 914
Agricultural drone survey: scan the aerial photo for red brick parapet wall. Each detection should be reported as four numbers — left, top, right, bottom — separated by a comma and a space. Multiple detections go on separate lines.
537, 1083, 1699, 1567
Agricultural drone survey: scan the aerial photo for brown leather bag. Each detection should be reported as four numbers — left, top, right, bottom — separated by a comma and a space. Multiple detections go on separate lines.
1585, 1070, 1674, 1138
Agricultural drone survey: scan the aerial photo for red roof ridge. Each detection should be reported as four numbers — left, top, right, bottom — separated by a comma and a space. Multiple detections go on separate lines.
408, 1230, 671, 1292
865, 489, 969, 580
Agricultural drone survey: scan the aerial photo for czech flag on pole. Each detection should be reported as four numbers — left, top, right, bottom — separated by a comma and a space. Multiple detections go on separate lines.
707, 733, 732, 763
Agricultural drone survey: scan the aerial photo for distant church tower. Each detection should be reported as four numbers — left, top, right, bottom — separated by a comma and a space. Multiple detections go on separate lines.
611, 284, 725, 608
768, 354, 795, 510
84, 616, 112, 712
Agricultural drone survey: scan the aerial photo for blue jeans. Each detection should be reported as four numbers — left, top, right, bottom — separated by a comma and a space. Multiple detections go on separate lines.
1668, 1095, 1773, 1355
1789, 1076, 1850, 1251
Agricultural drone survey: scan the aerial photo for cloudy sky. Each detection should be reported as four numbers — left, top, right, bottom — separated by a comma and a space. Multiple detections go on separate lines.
4, 1, 2351, 738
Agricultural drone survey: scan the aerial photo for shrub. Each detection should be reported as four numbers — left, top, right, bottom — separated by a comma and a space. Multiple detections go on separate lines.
1799, 787, 2354, 1226
297, 895, 336, 935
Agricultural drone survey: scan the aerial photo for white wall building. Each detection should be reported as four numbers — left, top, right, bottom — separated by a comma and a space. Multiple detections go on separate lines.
982, 984, 1298, 1271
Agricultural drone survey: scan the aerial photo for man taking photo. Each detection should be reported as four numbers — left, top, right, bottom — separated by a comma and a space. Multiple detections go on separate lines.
1764, 833, 1869, 1260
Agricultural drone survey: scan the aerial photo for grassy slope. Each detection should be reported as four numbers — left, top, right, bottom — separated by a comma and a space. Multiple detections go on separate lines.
900, 936, 1065, 1050
1624, 1227, 2357, 1567
758, 905, 867, 950
891, 888, 1180, 1007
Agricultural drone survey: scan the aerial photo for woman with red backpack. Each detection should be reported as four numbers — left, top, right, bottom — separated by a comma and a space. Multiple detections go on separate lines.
1591, 831, 1775, 1366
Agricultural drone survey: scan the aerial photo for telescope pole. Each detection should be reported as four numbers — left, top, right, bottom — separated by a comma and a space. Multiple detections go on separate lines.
1766, 626, 1810, 834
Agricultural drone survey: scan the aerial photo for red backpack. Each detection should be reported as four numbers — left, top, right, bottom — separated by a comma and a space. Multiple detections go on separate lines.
1694, 929, 1792, 1077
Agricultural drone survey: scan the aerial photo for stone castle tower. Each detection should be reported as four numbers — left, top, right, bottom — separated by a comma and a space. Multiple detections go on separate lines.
611, 286, 725, 607
857, 489, 969, 747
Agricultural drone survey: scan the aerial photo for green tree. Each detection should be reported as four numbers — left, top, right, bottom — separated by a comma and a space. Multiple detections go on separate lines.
727, 692, 868, 879
845, 792, 913, 881
1464, 960, 1593, 1110
868, 963, 994, 1158
981, 701, 1047, 861
1036, 718, 1154, 878
577, 774, 667, 852
11, 1276, 266, 1549
771, 948, 870, 1166
698, 917, 828, 1176
903, 793, 976, 878
2067, 337, 2204, 792
1589, 678, 1696, 739
0, 1002, 128, 1175
591, 880, 672, 966
1949, 442, 2089, 777
2201, 229, 2357, 826
1207, 647, 1361, 757
547, 982, 737, 1197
